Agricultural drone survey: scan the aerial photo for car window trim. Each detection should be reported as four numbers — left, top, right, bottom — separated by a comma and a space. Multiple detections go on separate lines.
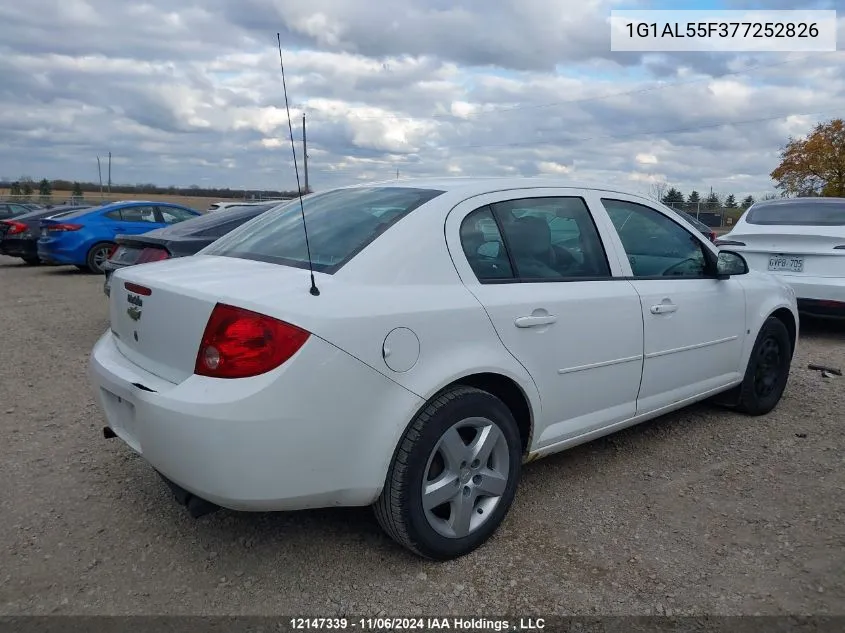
477, 273, 720, 285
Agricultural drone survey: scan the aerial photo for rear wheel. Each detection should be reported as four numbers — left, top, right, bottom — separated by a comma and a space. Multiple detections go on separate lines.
85, 242, 114, 274
374, 386, 522, 560
736, 317, 792, 416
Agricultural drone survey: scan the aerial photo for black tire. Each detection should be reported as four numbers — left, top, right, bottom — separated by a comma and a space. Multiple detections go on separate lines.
374, 385, 522, 560
21, 257, 40, 266
85, 242, 114, 274
736, 316, 792, 416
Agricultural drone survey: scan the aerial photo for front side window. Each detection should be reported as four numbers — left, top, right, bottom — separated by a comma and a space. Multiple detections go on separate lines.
602, 199, 709, 278
202, 187, 444, 273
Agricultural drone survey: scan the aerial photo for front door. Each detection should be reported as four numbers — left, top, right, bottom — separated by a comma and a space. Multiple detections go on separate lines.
597, 196, 747, 413
446, 190, 645, 448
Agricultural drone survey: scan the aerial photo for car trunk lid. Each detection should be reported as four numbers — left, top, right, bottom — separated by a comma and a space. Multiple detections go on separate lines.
109, 255, 328, 384
724, 225, 845, 277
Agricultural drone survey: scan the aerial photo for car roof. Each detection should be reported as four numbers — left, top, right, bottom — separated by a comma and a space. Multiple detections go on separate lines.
100, 200, 190, 208
339, 177, 656, 203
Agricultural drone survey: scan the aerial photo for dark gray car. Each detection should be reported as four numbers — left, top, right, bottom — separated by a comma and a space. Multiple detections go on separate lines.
103, 203, 277, 295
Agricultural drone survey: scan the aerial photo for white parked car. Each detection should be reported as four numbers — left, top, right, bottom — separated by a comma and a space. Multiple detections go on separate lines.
89, 179, 798, 560
716, 197, 845, 318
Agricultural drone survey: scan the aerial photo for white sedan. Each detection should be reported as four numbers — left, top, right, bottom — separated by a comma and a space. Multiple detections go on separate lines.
716, 197, 845, 318
89, 178, 798, 560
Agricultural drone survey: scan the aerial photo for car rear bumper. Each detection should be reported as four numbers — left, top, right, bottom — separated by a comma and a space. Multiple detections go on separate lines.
0, 237, 37, 258
772, 274, 845, 303
797, 298, 845, 318
37, 241, 79, 265
88, 329, 423, 512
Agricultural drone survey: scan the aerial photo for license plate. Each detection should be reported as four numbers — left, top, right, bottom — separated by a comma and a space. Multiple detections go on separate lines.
768, 255, 804, 273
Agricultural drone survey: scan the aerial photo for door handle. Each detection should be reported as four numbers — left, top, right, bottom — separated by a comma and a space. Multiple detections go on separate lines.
515, 314, 557, 328
650, 303, 678, 315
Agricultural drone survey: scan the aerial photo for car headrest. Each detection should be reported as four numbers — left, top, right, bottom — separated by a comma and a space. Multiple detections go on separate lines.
508, 215, 551, 256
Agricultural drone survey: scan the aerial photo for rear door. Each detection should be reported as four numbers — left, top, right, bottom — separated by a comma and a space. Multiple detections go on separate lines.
446, 188, 644, 448
107, 205, 162, 237
595, 195, 746, 414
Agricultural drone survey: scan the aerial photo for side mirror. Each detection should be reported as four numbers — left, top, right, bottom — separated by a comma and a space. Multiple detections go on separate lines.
716, 250, 749, 278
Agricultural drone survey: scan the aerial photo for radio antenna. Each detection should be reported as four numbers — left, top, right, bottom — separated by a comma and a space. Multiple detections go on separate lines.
277, 33, 319, 296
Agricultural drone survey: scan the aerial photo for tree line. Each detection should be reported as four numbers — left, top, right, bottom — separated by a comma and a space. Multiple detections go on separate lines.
657, 187, 759, 212
1, 177, 304, 200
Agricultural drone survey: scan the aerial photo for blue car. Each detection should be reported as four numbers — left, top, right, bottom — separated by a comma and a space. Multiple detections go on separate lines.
37, 200, 201, 273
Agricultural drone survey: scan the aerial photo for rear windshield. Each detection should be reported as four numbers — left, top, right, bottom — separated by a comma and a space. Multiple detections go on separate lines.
54, 205, 107, 220
163, 204, 276, 236
202, 187, 444, 273
746, 201, 845, 226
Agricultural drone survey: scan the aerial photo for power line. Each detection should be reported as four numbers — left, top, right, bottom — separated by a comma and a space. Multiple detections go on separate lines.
302, 108, 838, 156
297, 51, 838, 123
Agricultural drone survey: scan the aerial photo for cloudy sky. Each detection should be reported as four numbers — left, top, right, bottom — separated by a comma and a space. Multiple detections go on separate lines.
0, 0, 843, 199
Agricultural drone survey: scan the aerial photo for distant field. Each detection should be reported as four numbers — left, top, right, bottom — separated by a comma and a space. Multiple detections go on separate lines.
0, 189, 257, 212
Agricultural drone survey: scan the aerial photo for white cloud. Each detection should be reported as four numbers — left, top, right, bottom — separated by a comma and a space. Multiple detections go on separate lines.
537, 161, 572, 175
635, 153, 658, 166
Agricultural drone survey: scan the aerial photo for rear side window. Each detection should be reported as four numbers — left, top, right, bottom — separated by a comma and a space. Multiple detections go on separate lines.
745, 201, 845, 226
158, 206, 196, 223
202, 187, 444, 273
490, 197, 610, 280
119, 206, 158, 222
460, 208, 515, 280
459, 197, 611, 282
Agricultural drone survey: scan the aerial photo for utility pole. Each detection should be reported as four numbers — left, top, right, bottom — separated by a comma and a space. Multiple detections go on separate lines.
302, 112, 309, 194
96, 156, 103, 199
107, 152, 112, 195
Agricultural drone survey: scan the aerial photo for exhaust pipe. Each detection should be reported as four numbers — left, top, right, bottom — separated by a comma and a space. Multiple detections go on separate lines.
157, 472, 220, 519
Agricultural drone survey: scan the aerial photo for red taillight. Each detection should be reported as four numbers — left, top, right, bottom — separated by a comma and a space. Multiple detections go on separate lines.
124, 282, 152, 296
47, 223, 83, 232
3, 221, 27, 235
194, 303, 310, 379
708, 231, 716, 242
107, 244, 119, 259
136, 247, 170, 264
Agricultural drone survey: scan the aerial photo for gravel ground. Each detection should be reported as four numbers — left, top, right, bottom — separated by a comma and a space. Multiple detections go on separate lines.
1, 255, 844, 616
